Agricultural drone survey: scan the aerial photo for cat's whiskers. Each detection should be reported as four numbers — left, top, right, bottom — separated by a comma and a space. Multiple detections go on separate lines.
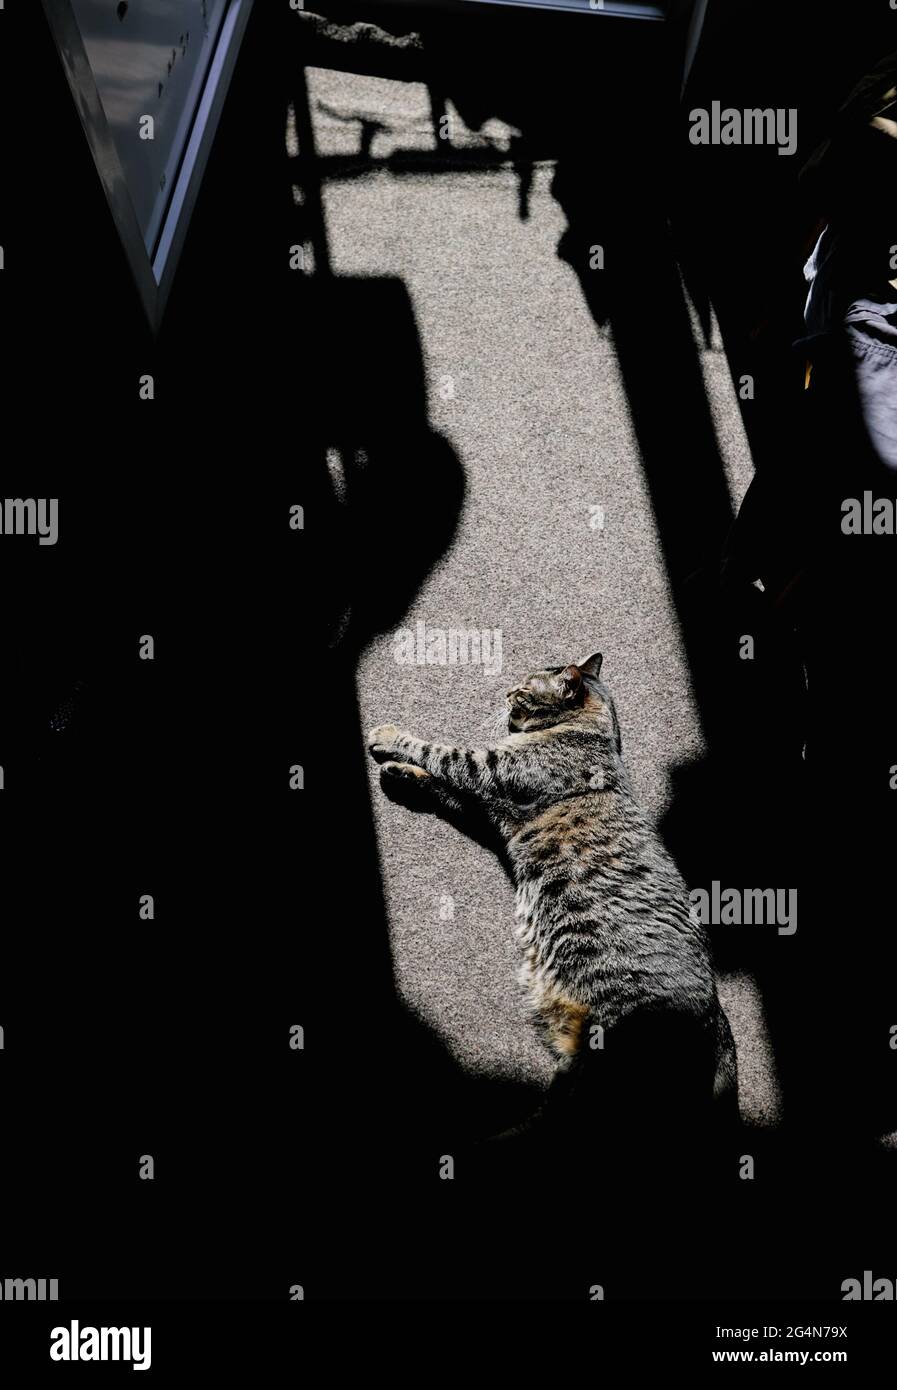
485, 702, 512, 740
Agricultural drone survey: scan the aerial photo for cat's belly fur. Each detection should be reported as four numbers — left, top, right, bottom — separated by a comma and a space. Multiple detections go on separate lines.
508, 795, 720, 1057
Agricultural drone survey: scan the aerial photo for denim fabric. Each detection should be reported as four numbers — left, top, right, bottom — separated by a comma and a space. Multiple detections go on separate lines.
801, 228, 897, 472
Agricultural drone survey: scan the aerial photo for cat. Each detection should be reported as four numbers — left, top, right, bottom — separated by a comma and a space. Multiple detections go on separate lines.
368, 651, 738, 1132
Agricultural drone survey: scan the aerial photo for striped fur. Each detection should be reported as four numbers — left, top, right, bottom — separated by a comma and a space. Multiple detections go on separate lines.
369, 653, 738, 1113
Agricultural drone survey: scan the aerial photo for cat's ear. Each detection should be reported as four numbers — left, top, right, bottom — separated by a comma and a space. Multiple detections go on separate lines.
577, 652, 603, 681
560, 665, 583, 699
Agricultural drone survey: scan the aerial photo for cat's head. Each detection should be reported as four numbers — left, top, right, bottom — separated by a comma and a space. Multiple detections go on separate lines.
506, 652, 621, 747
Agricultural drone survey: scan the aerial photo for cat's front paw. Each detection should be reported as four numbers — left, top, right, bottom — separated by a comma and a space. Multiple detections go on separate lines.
379, 761, 433, 809
367, 723, 403, 762
380, 760, 431, 783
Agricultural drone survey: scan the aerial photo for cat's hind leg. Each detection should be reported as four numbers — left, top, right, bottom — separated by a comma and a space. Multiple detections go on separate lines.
526, 969, 591, 1064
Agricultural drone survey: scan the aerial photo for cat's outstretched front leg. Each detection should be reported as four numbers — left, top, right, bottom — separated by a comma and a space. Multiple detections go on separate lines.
376, 756, 500, 848
368, 724, 503, 797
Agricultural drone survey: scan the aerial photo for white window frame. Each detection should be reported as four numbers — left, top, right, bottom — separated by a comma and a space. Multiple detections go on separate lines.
41, 0, 255, 332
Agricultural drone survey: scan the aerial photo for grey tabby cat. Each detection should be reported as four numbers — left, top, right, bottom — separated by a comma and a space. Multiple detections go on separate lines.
368, 652, 738, 1125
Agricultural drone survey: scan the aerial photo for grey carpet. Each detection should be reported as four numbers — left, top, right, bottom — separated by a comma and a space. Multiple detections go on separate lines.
309, 64, 783, 1126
